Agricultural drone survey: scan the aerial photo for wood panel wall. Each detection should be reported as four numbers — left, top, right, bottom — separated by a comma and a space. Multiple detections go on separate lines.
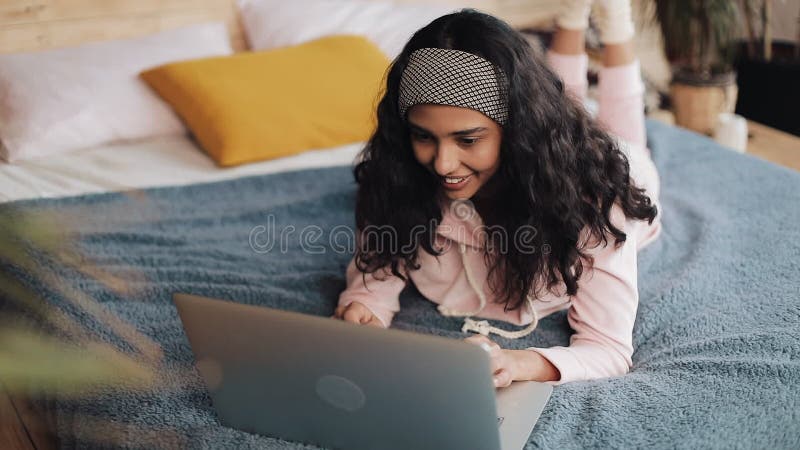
0, 0, 560, 54
0, 0, 246, 53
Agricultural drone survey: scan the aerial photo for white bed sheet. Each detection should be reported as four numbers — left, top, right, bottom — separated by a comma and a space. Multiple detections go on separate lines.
0, 136, 364, 203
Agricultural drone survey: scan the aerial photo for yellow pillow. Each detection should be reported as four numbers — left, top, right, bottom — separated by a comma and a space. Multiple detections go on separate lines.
141, 35, 389, 167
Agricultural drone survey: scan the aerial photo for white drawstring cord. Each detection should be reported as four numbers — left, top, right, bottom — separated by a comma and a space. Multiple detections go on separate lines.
437, 243, 540, 339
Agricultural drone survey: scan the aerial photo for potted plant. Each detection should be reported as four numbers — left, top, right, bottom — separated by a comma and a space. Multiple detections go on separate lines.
735, 0, 800, 136
650, 0, 742, 135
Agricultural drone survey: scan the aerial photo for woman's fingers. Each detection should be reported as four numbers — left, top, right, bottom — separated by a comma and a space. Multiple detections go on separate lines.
493, 368, 513, 388
333, 304, 347, 319
464, 335, 497, 357
342, 306, 366, 324
365, 316, 385, 328
463, 335, 517, 387
489, 355, 516, 388
464, 336, 503, 374
464, 334, 499, 351
336, 302, 383, 328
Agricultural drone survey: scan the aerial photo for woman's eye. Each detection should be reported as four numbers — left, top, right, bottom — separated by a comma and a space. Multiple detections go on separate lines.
411, 133, 432, 142
460, 137, 479, 145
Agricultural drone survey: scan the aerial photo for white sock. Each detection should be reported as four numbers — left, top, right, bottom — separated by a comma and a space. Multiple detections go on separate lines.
593, 0, 635, 44
556, 0, 594, 30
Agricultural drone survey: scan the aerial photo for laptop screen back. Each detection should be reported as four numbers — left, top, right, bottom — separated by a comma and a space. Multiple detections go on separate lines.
174, 293, 503, 450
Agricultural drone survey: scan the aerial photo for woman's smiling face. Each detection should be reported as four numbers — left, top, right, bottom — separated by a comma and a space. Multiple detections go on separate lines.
408, 104, 503, 200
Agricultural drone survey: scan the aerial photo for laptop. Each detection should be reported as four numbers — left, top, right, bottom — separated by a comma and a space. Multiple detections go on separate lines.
173, 293, 552, 450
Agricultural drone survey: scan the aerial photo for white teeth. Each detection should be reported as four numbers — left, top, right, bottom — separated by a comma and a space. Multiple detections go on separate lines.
444, 176, 468, 184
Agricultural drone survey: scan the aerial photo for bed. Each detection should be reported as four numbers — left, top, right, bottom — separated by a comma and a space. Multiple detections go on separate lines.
0, 135, 362, 204
2, 119, 798, 449
1, 1, 799, 449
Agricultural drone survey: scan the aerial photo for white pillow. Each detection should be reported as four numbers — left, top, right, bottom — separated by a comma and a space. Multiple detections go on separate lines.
0, 22, 233, 163
237, 0, 456, 59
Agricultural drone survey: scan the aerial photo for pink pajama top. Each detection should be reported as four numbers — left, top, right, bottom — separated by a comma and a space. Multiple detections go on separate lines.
338, 53, 663, 385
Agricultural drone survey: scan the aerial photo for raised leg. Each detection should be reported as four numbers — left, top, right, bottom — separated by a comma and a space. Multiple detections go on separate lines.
547, 28, 589, 103
597, 38, 647, 149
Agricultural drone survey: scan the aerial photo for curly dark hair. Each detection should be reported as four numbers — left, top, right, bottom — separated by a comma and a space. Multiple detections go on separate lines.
352, 9, 658, 312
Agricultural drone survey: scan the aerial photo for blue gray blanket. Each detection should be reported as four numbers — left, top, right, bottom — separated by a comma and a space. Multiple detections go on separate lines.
2, 120, 799, 449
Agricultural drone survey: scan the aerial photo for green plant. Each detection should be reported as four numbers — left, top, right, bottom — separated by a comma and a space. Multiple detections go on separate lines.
742, 0, 771, 61
0, 206, 158, 397
741, 0, 800, 62
649, 0, 742, 79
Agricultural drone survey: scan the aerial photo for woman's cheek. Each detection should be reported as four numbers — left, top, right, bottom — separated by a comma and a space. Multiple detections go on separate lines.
412, 145, 433, 166
471, 145, 501, 172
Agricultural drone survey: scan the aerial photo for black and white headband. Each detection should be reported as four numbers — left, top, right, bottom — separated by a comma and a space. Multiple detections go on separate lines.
398, 47, 509, 126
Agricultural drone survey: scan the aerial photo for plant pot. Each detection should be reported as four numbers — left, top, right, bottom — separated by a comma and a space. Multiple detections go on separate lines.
669, 70, 738, 135
734, 40, 800, 137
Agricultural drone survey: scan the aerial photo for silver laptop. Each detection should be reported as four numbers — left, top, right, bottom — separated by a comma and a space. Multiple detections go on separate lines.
174, 293, 552, 450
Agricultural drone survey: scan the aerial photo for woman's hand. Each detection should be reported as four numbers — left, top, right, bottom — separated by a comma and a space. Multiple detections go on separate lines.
463, 335, 561, 387
464, 335, 520, 388
332, 301, 385, 328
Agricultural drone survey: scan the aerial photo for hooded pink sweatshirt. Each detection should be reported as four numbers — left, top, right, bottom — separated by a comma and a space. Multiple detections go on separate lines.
338, 52, 663, 385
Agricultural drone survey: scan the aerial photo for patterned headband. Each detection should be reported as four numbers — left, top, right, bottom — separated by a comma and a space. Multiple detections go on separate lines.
398, 47, 509, 126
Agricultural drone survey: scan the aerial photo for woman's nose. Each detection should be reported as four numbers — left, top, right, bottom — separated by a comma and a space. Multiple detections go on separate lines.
433, 143, 460, 176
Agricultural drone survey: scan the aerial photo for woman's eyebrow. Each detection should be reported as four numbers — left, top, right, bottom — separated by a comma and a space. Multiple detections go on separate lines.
408, 122, 488, 136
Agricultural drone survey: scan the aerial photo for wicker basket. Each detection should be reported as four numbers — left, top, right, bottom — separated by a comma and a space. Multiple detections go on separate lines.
670, 81, 739, 135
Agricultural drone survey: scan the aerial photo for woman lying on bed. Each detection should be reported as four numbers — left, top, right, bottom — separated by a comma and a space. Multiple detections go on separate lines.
333, 0, 663, 387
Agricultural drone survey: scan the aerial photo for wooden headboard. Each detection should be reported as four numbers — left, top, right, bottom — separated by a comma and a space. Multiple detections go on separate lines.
0, 0, 560, 55
0, 0, 247, 53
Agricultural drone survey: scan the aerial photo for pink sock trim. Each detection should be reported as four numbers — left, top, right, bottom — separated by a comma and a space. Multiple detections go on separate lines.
546, 51, 588, 101
546, 51, 588, 87
598, 60, 644, 99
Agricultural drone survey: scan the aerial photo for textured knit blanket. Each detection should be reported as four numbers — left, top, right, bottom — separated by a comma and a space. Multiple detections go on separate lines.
1, 120, 798, 449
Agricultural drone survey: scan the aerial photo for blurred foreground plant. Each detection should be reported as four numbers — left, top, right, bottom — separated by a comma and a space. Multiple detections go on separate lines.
0, 204, 160, 397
